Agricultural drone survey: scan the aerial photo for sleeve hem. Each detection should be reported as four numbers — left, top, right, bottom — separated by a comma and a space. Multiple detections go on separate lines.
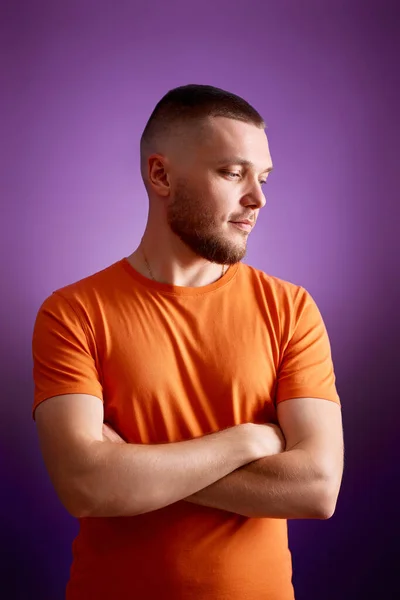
276, 393, 341, 407
32, 387, 104, 420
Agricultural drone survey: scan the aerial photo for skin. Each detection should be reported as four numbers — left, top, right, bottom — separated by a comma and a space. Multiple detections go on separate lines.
127, 116, 273, 286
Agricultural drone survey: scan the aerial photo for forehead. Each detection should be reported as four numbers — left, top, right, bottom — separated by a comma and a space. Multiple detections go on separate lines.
198, 116, 272, 168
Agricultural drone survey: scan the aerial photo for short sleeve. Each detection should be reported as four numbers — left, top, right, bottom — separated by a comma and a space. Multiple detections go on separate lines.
32, 291, 103, 419
276, 287, 340, 406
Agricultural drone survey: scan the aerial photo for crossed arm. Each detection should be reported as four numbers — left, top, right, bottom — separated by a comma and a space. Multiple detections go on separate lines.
101, 396, 344, 520
183, 397, 344, 519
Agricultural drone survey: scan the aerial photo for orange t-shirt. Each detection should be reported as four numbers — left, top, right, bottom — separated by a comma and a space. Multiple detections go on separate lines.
32, 258, 340, 600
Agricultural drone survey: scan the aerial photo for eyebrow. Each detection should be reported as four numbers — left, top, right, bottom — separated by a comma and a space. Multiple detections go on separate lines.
216, 157, 273, 174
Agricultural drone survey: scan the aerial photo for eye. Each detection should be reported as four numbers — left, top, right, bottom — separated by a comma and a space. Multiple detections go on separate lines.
221, 170, 268, 186
222, 171, 241, 179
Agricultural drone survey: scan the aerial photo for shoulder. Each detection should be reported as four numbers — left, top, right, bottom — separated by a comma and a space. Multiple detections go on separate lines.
35, 259, 124, 320
237, 263, 323, 333
238, 262, 310, 305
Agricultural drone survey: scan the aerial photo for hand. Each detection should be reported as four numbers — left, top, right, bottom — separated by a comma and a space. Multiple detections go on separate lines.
102, 422, 126, 444
245, 422, 286, 460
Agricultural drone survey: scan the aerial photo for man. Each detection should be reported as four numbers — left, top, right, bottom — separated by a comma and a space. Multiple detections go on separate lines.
32, 84, 343, 600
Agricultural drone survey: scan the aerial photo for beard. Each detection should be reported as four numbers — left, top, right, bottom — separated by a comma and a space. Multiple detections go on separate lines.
166, 178, 248, 265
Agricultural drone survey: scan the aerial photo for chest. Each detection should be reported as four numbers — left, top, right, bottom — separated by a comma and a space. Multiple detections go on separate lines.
99, 295, 281, 442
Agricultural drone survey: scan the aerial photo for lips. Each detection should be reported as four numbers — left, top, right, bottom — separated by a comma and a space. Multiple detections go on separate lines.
233, 219, 254, 226
230, 221, 253, 232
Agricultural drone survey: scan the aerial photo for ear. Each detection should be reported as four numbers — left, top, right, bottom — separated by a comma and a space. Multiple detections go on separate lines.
147, 154, 171, 197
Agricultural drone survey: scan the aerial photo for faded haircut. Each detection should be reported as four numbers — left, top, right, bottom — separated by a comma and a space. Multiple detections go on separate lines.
139, 83, 265, 179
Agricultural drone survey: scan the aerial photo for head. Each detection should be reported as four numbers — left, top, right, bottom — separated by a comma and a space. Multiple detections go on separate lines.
140, 84, 273, 265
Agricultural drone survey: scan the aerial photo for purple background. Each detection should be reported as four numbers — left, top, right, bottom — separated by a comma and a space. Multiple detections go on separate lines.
1, 1, 398, 598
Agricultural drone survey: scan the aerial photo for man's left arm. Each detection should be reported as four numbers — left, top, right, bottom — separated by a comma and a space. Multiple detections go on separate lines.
183, 396, 344, 519
184, 285, 344, 519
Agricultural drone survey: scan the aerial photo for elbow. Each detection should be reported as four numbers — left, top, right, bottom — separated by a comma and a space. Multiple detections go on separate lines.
312, 499, 337, 520
60, 494, 93, 519
68, 485, 105, 518
58, 480, 145, 519
67, 505, 88, 519
55, 479, 98, 519
312, 477, 340, 520
68, 501, 93, 519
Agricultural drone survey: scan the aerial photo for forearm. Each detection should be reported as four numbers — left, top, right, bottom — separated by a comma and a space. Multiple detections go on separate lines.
184, 447, 337, 519
66, 426, 255, 518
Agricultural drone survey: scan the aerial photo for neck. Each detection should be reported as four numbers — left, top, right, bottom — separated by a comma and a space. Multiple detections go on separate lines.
127, 233, 228, 287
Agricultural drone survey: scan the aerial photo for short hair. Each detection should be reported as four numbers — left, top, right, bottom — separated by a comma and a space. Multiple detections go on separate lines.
140, 84, 265, 178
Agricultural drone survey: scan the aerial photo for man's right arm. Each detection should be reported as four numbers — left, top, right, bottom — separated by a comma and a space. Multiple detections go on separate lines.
34, 393, 270, 519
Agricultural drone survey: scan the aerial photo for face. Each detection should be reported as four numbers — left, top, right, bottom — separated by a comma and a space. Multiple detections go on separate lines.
165, 116, 273, 265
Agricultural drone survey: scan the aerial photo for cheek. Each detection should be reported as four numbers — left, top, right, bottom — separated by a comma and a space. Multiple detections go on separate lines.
208, 177, 234, 207
198, 175, 235, 222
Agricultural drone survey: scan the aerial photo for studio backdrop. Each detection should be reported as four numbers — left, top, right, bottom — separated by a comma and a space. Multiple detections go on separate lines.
1, 1, 398, 599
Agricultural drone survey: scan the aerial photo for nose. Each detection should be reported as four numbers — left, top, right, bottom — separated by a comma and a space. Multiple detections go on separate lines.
240, 179, 266, 210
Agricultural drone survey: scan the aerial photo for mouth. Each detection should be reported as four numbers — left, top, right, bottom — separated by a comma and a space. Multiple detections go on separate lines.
229, 221, 253, 232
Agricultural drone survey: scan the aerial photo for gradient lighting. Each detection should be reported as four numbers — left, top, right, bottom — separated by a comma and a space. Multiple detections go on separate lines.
1, 2, 397, 599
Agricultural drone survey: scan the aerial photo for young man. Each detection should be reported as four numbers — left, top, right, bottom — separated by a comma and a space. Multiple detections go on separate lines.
32, 84, 343, 600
